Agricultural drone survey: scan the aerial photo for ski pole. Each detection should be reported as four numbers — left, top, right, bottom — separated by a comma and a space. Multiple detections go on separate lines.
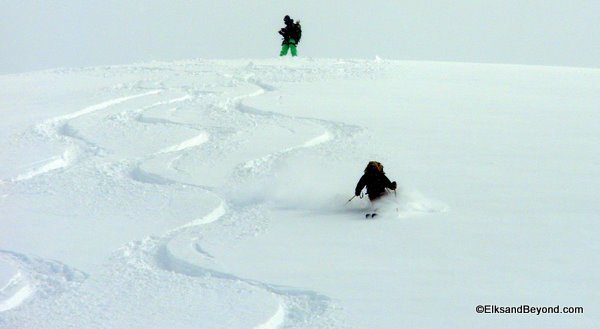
345, 195, 356, 205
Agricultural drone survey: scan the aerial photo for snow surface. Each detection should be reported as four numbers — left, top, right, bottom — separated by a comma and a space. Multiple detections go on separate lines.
0, 58, 598, 328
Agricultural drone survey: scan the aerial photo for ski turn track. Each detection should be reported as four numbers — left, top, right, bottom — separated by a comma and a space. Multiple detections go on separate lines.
0, 250, 87, 313
116, 77, 349, 328
157, 131, 210, 154
12, 90, 162, 182
51, 90, 162, 122
168, 74, 360, 328
11, 147, 78, 182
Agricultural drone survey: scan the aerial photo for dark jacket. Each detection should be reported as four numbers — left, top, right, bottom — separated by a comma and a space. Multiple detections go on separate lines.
278, 20, 301, 45
355, 170, 396, 201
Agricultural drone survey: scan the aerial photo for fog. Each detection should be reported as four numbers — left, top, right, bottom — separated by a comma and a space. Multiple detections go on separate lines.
2, 0, 599, 74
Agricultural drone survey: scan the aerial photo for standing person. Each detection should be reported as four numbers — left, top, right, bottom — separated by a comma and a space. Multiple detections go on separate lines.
354, 161, 397, 217
278, 15, 302, 57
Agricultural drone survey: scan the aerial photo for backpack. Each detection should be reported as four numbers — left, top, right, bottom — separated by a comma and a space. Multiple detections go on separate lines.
293, 21, 302, 43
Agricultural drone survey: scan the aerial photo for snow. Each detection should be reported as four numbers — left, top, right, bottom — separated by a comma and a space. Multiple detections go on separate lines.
0, 59, 598, 328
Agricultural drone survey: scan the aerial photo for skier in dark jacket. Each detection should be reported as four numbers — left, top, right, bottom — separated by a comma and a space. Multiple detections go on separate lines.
278, 15, 301, 57
355, 161, 397, 201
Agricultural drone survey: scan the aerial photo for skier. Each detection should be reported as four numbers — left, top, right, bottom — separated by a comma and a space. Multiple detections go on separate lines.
355, 161, 397, 202
278, 15, 302, 57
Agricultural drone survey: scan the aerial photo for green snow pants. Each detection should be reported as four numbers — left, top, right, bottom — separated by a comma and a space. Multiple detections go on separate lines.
280, 39, 298, 57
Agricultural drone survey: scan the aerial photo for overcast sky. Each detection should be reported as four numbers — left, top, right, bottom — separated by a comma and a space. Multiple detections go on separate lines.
1, 0, 599, 74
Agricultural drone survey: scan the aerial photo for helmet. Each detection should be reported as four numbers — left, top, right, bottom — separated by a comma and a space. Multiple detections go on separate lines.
284, 15, 292, 23
365, 161, 384, 174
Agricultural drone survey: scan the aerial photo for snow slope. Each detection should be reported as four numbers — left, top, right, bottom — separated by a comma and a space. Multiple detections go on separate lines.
0, 59, 598, 328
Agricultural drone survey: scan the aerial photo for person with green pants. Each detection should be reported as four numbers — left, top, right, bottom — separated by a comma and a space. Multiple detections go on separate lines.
278, 15, 302, 57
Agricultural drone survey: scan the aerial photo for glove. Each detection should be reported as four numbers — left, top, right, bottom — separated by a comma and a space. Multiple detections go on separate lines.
391, 181, 397, 190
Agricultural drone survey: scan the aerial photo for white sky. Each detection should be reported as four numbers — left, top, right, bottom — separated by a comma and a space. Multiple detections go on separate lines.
1, 0, 599, 74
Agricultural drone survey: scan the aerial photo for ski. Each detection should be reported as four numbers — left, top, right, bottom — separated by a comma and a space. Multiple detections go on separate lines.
365, 213, 377, 218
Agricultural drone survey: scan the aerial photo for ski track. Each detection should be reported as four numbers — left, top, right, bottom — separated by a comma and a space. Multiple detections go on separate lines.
135, 94, 200, 128
255, 302, 286, 329
1, 89, 200, 314
146, 71, 377, 327
11, 147, 78, 182
118, 77, 347, 327
157, 131, 210, 154
51, 90, 161, 122
12, 90, 163, 183
233, 78, 363, 181
240, 131, 333, 175
0, 273, 33, 312
0, 250, 87, 313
